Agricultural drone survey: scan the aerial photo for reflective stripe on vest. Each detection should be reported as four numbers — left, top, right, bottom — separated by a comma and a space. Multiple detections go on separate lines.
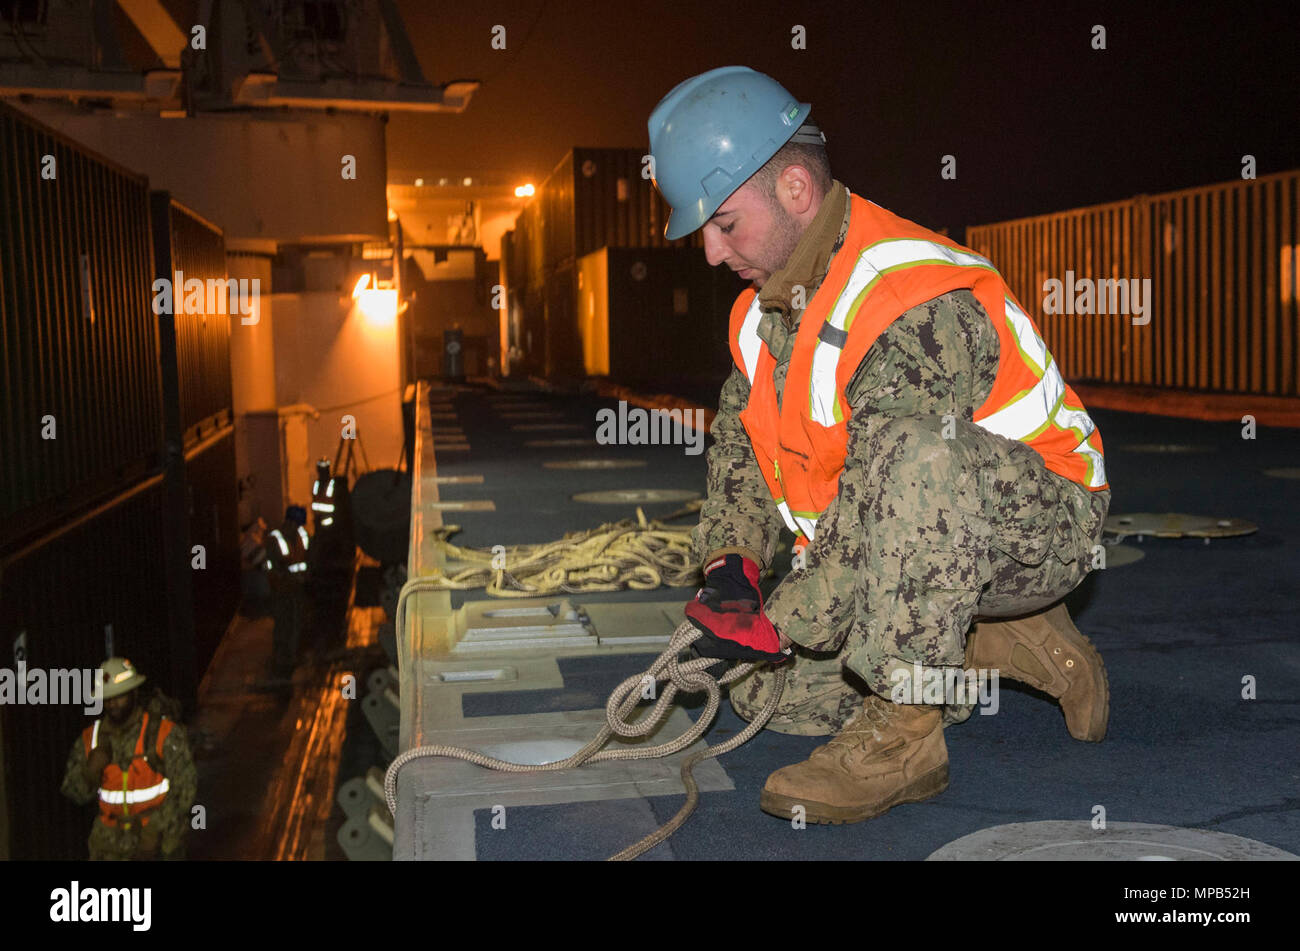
297, 526, 310, 550
269, 530, 290, 556
311, 501, 335, 512
99, 778, 170, 805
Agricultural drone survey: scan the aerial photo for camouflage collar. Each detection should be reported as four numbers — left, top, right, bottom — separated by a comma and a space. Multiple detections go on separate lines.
757, 179, 849, 327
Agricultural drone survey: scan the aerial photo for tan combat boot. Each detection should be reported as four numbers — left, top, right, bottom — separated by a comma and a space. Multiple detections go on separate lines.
759, 694, 949, 824
965, 601, 1109, 742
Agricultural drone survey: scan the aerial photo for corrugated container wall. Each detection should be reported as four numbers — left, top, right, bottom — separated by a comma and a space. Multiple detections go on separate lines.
577, 247, 746, 399
966, 169, 1300, 397
158, 197, 233, 441
0, 101, 163, 549
0, 481, 171, 859
509, 147, 705, 377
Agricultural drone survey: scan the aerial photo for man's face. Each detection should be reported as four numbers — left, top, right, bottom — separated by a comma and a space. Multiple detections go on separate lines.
700, 180, 804, 289
105, 691, 136, 726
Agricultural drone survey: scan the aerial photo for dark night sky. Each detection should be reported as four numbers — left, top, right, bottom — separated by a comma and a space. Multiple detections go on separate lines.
390, 0, 1299, 235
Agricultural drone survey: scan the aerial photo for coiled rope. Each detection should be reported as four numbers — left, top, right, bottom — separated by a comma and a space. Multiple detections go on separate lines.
420, 506, 700, 597
384, 621, 785, 861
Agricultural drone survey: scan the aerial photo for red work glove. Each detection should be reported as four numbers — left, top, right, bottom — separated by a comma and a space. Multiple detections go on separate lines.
685, 554, 789, 663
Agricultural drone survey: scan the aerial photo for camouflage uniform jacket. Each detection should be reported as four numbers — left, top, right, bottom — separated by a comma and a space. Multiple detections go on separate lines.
692, 179, 1002, 649
61, 704, 198, 858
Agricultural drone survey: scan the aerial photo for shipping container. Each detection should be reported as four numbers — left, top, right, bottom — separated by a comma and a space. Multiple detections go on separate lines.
184, 430, 240, 681
0, 480, 172, 860
0, 101, 164, 549
151, 194, 233, 442
521, 147, 702, 281
509, 147, 712, 378
576, 247, 745, 398
966, 169, 1300, 397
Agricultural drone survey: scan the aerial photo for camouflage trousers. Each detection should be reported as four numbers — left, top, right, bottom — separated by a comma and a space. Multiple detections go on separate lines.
731, 415, 1110, 735
87, 818, 186, 861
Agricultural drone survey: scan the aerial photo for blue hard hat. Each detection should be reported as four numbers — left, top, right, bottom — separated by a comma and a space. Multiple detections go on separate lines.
285, 505, 307, 526
648, 66, 813, 240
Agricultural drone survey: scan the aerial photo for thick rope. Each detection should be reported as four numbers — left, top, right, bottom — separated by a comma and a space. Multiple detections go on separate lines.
421, 507, 700, 597
384, 621, 785, 861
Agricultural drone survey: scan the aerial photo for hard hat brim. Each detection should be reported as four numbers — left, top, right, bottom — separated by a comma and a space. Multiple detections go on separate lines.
98, 672, 146, 701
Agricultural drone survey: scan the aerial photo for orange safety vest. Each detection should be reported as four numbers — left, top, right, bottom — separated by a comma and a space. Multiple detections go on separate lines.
82, 713, 172, 827
268, 525, 310, 574
730, 191, 1107, 545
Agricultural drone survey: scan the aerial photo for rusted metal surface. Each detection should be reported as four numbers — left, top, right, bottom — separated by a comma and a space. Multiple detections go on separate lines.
967, 169, 1299, 397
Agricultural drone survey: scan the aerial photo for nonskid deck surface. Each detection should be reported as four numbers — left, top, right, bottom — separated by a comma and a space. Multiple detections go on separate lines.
395, 384, 1300, 860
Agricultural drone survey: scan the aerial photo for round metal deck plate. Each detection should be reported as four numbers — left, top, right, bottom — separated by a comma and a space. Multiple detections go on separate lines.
1118, 443, 1216, 453
927, 821, 1299, 861
543, 459, 647, 470
1105, 513, 1258, 539
572, 489, 700, 504
1264, 467, 1300, 479
1100, 542, 1145, 567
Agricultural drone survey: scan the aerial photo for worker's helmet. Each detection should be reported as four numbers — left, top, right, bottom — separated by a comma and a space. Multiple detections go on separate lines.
285, 505, 308, 527
316, 459, 331, 479
648, 66, 815, 240
97, 656, 146, 700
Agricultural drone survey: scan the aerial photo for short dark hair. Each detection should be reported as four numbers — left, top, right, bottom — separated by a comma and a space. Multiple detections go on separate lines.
749, 140, 833, 201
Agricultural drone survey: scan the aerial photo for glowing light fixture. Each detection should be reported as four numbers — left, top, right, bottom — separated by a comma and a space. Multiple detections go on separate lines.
414, 178, 424, 186
356, 289, 398, 327
351, 273, 371, 298
514, 183, 535, 198
387, 208, 398, 222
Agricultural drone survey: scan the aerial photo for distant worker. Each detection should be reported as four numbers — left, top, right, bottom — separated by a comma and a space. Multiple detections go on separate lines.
311, 459, 340, 530
306, 458, 355, 649
267, 505, 310, 678
653, 67, 1111, 825
61, 657, 197, 860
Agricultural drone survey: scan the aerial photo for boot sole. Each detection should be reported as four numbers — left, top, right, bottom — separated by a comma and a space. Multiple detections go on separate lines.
759, 763, 950, 824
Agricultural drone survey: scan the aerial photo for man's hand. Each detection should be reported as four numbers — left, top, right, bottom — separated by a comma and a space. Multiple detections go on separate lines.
83, 745, 111, 785
685, 554, 790, 662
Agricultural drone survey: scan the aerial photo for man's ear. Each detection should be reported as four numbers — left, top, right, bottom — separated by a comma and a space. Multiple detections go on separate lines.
776, 165, 816, 218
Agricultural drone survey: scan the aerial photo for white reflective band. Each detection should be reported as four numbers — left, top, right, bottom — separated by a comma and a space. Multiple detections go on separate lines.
736, 295, 764, 384
297, 526, 310, 550
326, 481, 334, 497
311, 502, 335, 512
91, 720, 100, 748
860, 236, 993, 276
288, 563, 307, 573
1002, 296, 1048, 376
977, 357, 1065, 440
321, 518, 333, 527
1056, 404, 1108, 487
265, 560, 273, 570
312, 480, 319, 495
807, 237, 995, 426
99, 778, 169, 805
775, 500, 801, 536
269, 530, 289, 556
794, 513, 818, 541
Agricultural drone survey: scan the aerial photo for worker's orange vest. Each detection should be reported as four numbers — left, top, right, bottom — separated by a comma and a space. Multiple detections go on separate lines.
729, 192, 1107, 544
82, 713, 172, 827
